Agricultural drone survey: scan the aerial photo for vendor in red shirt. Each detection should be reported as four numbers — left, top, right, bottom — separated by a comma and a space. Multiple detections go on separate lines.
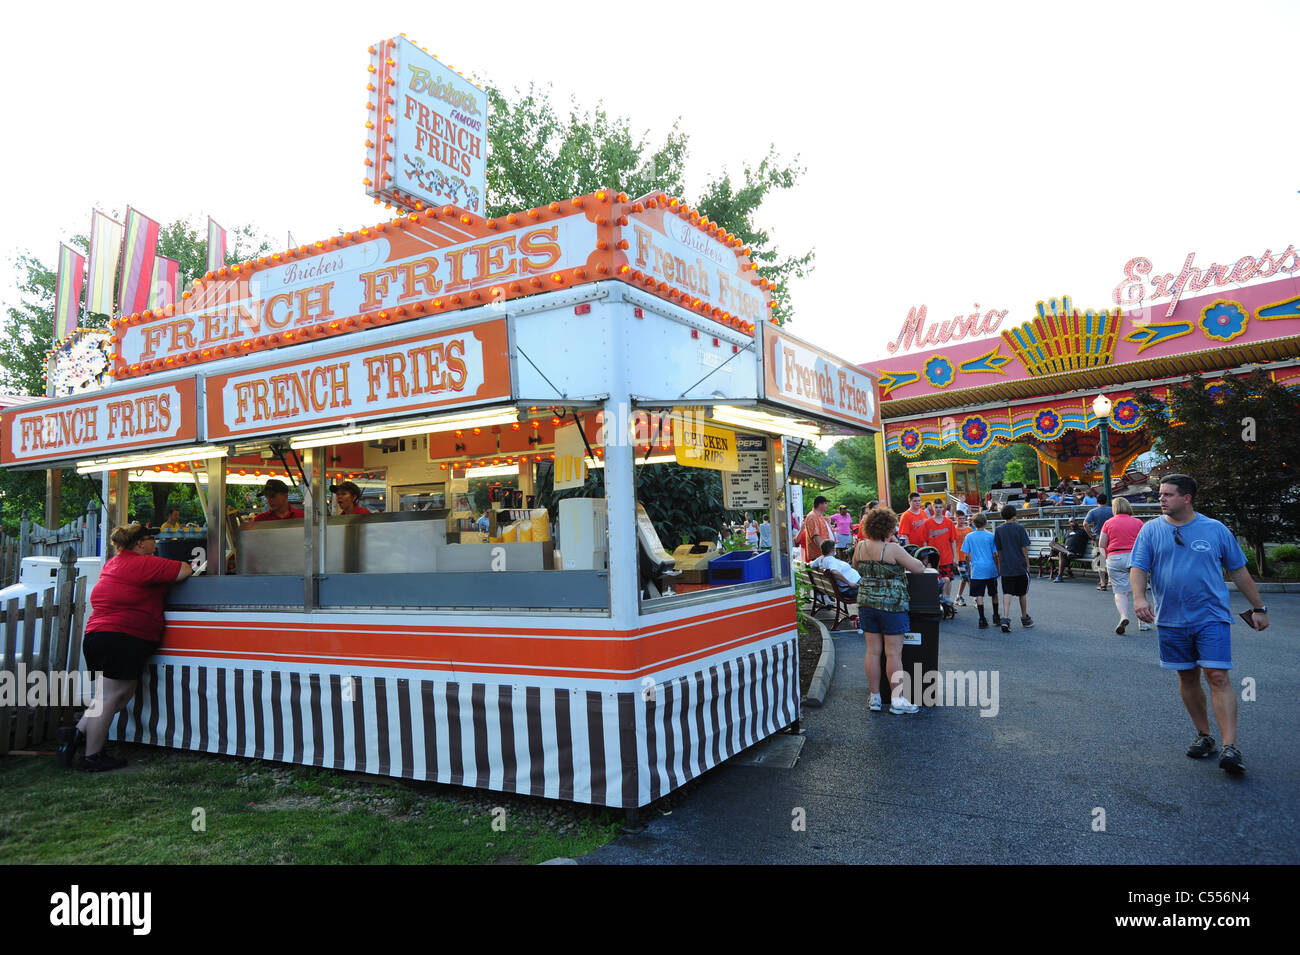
250, 478, 305, 522
332, 480, 371, 515
57, 523, 193, 772
897, 492, 929, 546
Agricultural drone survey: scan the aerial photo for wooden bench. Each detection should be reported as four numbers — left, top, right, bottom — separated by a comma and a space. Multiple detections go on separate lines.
806, 567, 857, 632
1037, 537, 1100, 578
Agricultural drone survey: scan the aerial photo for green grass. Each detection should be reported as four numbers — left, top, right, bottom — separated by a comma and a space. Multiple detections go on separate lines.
0, 745, 623, 864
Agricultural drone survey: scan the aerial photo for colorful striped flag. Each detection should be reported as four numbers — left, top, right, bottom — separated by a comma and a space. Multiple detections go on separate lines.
207, 217, 226, 274
148, 254, 181, 311
86, 210, 123, 316
118, 207, 162, 316
54, 244, 86, 340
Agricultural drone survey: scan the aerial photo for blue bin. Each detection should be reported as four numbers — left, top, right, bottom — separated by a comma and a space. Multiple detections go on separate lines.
708, 549, 778, 584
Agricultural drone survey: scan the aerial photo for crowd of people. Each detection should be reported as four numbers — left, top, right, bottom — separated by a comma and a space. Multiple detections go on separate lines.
796, 474, 1271, 774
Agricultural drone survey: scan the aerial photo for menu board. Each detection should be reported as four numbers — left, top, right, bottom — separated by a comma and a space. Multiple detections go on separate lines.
723, 435, 770, 510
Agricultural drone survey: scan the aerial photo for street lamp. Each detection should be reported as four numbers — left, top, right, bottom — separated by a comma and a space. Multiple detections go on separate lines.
1092, 393, 1113, 505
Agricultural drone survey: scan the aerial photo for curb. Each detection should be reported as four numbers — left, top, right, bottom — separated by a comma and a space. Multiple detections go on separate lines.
1228, 581, 1297, 593
801, 612, 837, 706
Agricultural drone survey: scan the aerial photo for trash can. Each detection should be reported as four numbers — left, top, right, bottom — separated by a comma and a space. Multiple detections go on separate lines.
877, 570, 942, 707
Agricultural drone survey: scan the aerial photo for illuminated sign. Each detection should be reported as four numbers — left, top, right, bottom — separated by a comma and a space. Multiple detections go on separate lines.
1113, 244, 1300, 317
115, 212, 594, 377
49, 330, 113, 396
672, 416, 738, 471
624, 201, 767, 327
364, 36, 488, 214
1, 379, 198, 466
885, 304, 1009, 355
762, 326, 880, 431
112, 192, 769, 384
206, 319, 510, 441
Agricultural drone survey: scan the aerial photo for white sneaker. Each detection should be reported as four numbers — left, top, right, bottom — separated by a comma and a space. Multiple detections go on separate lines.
955, 597, 966, 607
890, 696, 920, 715
869, 694, 882, 712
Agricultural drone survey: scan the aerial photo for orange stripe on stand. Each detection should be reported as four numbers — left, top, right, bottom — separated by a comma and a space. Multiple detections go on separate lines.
161, 597, 796, 677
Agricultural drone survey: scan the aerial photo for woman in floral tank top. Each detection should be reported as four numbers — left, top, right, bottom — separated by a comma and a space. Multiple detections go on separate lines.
852, 507, 929, 715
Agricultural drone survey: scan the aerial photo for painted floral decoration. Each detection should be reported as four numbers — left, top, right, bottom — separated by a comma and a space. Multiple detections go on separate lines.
1111, 398, 1141, 428
1033, 409, 1063, 439
924, 356, 955, 388
899, 427, 923, 455
1200, 302, 1248, 342
960, 415, 990, 450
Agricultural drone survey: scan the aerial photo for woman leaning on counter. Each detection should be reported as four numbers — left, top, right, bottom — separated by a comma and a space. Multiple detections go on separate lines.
56, 523, 194, 772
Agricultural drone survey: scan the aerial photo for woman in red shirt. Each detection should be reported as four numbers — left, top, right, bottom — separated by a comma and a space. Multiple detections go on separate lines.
57, 523, 193, 772
1098, 497, 1147, 635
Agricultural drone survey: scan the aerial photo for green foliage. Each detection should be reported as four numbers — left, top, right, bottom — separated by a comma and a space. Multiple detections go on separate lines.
826, 434, 877, 488
634, 463, 742, 548
1134, 370, 1300, 575
827, 479, 876, 516
1003, 459, 1029, 484
485, 84, 810, 325
977, 442, 1039, 489
1270, 544, 1300, 563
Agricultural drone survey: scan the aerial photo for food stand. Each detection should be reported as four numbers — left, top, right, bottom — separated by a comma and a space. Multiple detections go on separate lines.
1, 40, 880, 808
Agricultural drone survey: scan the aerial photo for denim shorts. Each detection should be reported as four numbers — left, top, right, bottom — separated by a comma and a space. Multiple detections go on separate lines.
1158, 621, 1233, 671
857, 606, 911, 636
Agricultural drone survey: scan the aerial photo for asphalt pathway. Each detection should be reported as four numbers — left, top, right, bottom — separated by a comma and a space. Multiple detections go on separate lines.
583, 578, 1300, 864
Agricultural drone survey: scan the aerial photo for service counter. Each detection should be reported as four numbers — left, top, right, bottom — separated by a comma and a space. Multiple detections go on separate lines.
165, 570, 609, 611
234, 509, 554, 576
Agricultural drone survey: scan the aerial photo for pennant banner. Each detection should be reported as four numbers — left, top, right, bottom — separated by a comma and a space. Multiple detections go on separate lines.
118, 207, 162, 317
148, 254, 180, 311
86, 210, 123, 316
207, 217, 226, 274
54, 244, 86, 341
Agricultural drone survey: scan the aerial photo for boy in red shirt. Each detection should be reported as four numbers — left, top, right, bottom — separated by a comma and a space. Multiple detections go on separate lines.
923, 504, 960, 617
897, 492, 929, 547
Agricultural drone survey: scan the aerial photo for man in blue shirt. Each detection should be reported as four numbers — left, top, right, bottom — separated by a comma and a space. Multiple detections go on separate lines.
960, 512, 1000, 629
1130, 474, 1269, 774
1084, 494, 1114, 589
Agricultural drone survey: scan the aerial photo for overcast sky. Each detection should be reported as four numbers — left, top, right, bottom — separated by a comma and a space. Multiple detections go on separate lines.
3, 0, 1297, 365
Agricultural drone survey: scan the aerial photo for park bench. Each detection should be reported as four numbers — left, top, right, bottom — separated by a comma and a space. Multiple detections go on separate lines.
1037, 536, 1100, 579
806, 567, 857, 632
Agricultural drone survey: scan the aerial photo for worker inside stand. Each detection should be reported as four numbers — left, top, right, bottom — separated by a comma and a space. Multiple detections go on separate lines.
159, 508, 183, 533
332, 481, 370, 516
250, 478, 305, 523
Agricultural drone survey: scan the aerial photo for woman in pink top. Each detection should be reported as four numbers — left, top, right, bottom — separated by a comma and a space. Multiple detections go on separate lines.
1098, 497, 1147, 634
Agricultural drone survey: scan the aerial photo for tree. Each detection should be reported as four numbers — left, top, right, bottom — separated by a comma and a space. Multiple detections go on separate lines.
0, 218, 269, 534
1134, 370, 1300, 575
486, 84, 811, 326
483, 84, 812, 543
1003, 459, 1029, 484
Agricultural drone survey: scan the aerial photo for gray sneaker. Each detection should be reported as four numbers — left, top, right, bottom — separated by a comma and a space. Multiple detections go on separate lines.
1020, 615, 1034, 628
1186, 732, 1218, 759
1219, 744, 1245, 774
